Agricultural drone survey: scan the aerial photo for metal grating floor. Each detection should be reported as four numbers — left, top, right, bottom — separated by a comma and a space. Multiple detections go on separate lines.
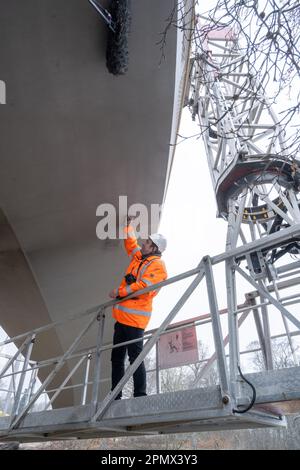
0, 383, 287, 442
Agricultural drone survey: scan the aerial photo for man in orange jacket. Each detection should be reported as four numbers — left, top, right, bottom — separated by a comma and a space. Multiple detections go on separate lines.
109, 216, 167, 399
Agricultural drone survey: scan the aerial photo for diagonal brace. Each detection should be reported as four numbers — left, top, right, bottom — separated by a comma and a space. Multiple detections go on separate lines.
10, 314, 98, 430
90, 262, 206, 422
88, 0, 115, 32
236, 265, 300, 331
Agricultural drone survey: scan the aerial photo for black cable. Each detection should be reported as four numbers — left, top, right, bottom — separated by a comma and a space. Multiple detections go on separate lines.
232, 365, 256, 414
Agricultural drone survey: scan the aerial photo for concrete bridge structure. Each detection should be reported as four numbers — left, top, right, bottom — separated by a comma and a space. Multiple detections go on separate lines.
0, 0, 192, 406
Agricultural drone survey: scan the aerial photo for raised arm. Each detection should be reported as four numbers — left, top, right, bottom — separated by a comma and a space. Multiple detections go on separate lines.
123, 216, 141, 258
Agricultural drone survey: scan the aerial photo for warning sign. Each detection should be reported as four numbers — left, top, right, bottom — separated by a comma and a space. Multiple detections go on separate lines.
158, 326, 199, 369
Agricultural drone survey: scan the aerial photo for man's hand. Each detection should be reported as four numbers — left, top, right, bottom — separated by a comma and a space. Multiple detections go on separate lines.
109, 289, 117, 299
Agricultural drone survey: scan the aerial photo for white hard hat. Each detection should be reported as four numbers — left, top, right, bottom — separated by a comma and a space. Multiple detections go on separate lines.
149, 233, 167, 253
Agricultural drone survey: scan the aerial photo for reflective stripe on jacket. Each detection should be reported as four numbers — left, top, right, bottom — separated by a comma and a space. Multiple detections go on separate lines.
112, 225, 167, 329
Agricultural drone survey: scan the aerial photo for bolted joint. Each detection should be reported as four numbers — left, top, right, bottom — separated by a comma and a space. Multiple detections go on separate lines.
222, 395, 230, 405
245, 292, 254, 299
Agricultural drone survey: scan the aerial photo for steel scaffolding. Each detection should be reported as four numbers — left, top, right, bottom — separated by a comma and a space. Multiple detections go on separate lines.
187, 15, 300, 404
1, 225, 300, 440
1, 13, 300, 443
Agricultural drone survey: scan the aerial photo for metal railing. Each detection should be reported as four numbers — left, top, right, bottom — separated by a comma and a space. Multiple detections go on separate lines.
0, 223, 300, 431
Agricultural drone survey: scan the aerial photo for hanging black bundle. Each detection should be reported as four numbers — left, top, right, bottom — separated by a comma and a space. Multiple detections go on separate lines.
106, 0, 131, 75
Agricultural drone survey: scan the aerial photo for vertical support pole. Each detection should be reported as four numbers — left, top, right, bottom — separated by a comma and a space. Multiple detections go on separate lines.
226, 198, 236, 252
81, 354, 92, 405
204, 256, 230, 400
225, 196, 242, 399
155, 342, 160, 394
228, 190, 247, 249
11, 362, 18, 403
226, 258, 239, 399
11, 334, 36, 418
27, 366, 37, 407
258, 280, 274, 370
91, 308, 105, 410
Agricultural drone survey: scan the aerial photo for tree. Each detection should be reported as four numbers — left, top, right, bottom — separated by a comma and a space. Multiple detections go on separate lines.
172, 1, 300, 159
187, 341, 219, 388
247, 337, 300, 371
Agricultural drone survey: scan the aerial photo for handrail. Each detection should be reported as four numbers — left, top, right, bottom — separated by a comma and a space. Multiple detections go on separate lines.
1, 223, 299, 351
0, 265, 202, 349
1, 224, 299, 350
1, 227, 300, 429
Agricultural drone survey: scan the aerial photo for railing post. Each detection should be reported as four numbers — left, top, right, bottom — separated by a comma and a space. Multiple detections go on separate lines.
258, 283, 274, 370
81, 353, 92, 406
155, 342, 160, 394
10, 334, 36, 419
226, 258, 239, 400
27, 365, 38, 407
91, 308, 106, 411
204, 256, 230, 402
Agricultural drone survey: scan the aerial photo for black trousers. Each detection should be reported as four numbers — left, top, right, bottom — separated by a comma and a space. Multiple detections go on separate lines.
111, 321, 147, 399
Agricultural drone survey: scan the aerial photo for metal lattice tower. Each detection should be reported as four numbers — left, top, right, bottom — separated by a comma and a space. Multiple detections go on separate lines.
187, 16, 300, 386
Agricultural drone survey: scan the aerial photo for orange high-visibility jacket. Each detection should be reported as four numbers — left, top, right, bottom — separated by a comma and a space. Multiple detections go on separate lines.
112, 225, 167, 329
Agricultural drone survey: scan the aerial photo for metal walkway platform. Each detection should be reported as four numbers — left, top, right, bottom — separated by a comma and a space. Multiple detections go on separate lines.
0, 382, 287, 442
1, 228, 300, 442
2, 4, 300, 446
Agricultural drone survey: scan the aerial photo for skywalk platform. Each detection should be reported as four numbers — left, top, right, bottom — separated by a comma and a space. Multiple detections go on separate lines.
0, 375, 290, 442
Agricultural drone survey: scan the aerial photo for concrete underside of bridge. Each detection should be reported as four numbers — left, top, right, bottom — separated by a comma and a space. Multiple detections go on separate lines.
0, 0, 188, 406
